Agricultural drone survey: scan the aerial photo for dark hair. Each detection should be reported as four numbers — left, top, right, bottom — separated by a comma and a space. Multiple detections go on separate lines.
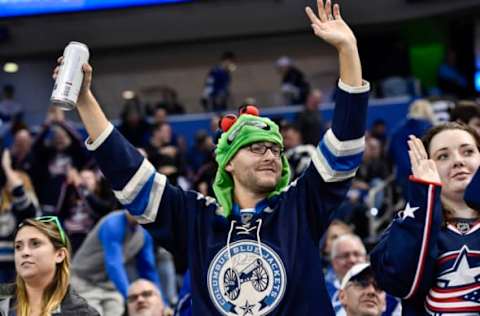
3, 84, 14, 97
422, 122, 480, 157
280, 122, 301, 134
450, 102, 480, 125
221, 51, 235, 61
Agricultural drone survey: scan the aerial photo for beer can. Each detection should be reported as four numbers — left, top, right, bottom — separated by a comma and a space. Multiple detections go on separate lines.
50, 41, 90, 111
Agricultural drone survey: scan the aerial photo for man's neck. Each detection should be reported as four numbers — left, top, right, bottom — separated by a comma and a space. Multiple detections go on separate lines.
233, 185, 267, 210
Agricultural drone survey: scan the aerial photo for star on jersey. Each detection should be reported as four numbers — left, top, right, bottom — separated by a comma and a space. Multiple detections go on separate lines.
437, 246, 480, 287
240, 300, 255, 316
398, 203, 419, 220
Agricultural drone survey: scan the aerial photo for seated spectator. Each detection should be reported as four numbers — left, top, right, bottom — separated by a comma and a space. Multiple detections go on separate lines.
281, 123, 316, 180
388, 99, 433, 197
0, 117, 29, 153
145, 123, 186, 186
0, 150, 39, 283
71, 210, 161, 316
10, 128, 34, 173
118, 104, 150, 148
322, 220, 354, 291
276, 56, 311, 105
30, 108, 90, 214
327, 236, 401, 316
155, 86, 185, 115
0, 217, 99, 315
326, 234, 368, 315
369, 119, 387, 147
209, 114, 220, 134
339, 263, 386, 316
295, 88, 326, 145
335, 137, 389, 237
56, 167, 115, 254
128, 279, 173, 316
187, 131, 214, 175
322, 220, 353, 265
352, 137, 389, 209
192, 155, 217, 197
449, 100, 480, 135
427, 96, 455, 125
152, 107, 168, 127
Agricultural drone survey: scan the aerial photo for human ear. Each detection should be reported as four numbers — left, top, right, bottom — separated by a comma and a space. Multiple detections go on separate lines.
339, 289, 347, 306
55, 249, 67, 264
225, 161, 234, 173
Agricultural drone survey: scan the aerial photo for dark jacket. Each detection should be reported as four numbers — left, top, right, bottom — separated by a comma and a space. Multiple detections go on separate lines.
0, 284, 99, 316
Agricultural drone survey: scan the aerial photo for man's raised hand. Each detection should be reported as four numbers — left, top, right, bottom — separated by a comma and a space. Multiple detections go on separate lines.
305, 0, 357, 52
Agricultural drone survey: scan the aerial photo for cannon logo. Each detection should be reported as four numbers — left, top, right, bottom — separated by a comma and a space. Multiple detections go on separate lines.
207, 240, 287, 315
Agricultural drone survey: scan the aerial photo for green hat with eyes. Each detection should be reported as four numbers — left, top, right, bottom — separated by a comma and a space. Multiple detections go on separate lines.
213, 114, 291, 217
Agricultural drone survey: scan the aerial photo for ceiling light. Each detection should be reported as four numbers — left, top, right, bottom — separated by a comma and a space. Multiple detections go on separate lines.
3, 62, 18, 73
122, 90, 135, 100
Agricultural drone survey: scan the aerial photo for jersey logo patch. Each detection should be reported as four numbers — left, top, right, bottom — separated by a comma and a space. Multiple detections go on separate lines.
426, 246, 480, 313
397, 202, 419, 221
207, 240, 287, 315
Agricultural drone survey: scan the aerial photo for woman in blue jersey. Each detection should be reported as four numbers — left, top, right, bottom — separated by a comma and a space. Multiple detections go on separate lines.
371, 122, 480, 315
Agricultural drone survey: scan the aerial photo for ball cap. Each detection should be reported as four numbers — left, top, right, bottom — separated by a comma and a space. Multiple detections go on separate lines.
340, 262, 372, 290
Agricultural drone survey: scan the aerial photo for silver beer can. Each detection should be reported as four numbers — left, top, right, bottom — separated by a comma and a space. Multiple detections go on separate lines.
50, 41, 90, 110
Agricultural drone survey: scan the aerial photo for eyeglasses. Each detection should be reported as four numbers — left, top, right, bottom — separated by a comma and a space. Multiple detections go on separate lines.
127, 290, 154, 303
248, 143, 283, 157
22, 216, 67, 246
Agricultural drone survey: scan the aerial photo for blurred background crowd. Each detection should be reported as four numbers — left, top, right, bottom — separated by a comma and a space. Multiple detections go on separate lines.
1, 0, 480, 315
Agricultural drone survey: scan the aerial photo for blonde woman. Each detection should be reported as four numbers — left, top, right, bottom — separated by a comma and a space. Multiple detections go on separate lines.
0, 217, 99, 315
0, 150, 39, 283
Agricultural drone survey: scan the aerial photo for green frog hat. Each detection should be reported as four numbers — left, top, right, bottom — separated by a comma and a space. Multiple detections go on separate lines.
213, 105, 291, 217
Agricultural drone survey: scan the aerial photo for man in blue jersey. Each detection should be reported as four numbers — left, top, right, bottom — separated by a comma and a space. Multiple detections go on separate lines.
54, 1, 370, 314
71, 211, 161, 316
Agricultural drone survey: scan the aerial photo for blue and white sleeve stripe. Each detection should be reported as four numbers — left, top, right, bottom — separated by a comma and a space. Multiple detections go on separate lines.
311, 129, 364, 182
113, 159, 156, 204
86, 123, 167, 224
310, 79, 369, 182
113, 160, 167, 224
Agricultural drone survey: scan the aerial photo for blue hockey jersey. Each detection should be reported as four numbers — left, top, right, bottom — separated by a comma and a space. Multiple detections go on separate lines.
371, 175, 480, 315
85, 80, 369, 315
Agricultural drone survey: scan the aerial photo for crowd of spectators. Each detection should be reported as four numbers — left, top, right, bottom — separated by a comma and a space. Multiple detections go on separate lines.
0, 47, 479, 315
